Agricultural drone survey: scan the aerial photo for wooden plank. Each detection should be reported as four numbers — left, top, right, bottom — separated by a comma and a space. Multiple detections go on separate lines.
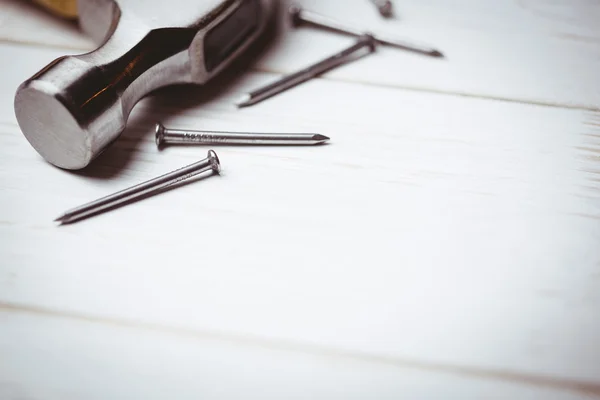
0, 0, 599, 109
1, 43, 600, 385
0, 307, 597, 399
259, 0, 600, 110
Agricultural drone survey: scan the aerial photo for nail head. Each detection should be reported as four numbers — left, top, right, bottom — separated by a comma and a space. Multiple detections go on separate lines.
208, 150, 221, 174
289, 4, 303, 26
155, 122, 166, 148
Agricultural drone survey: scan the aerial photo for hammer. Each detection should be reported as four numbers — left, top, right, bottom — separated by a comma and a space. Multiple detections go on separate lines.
15, 0, 277, 169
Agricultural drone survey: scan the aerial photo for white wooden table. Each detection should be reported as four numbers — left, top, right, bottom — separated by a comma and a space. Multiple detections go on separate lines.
1, 0, 600, 398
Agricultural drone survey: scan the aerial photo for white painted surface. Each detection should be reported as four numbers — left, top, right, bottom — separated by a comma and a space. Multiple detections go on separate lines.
1, 0, 600, 398
1, 309, 597, 400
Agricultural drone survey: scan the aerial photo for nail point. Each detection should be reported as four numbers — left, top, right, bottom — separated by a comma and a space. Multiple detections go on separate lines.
54, 214, 70, 224
313, 134, 330, 144
235, 93, 252, 108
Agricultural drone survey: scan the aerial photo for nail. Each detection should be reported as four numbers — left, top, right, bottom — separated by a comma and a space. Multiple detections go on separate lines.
155, 122, 330, 146
55, 150, 221, 225
236, 34, 376, 107
370, 0, 393, 17
290, 5, 443, 58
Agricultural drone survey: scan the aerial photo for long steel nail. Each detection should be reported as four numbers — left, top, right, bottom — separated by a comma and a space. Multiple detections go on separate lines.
236, 35, 376, 107
155, 122, 330, 147
370, 0, 393, 17
55, 151, 221, 225
289, 5, 443, 58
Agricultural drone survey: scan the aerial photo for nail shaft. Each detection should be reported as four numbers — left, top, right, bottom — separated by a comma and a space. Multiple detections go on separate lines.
370, 0, 393, 17
290, 5, 443, 58
236, 35, 376, 107
55, 150, 221, 225
156, 123, 329, 146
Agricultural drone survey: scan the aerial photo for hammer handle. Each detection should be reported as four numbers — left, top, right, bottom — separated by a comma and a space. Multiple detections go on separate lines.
31, 0, 78, 18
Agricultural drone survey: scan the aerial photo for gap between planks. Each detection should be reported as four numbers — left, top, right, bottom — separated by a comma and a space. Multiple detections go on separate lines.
1, 301, 599, 398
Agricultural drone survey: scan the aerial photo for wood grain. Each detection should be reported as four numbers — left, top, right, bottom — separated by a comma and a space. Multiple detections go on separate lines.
3, 308, 598, 399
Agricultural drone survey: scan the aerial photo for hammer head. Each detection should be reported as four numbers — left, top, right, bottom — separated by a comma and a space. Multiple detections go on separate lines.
14, 0, 276, 169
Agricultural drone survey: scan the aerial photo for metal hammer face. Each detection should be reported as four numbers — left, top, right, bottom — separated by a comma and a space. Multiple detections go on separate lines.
14, 0, 276, 170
